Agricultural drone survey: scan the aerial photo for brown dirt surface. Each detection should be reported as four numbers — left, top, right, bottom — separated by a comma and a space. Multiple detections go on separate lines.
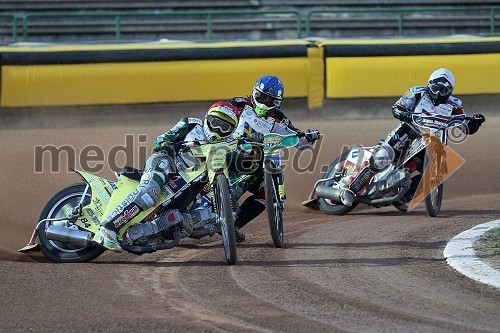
0, 98, 499, 332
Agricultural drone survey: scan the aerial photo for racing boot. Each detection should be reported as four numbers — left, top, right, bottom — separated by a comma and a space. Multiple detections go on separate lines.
94, 223, 122, 253
339, 188, 356, 207
393, 174, 422, 213
234, 195, 266, 242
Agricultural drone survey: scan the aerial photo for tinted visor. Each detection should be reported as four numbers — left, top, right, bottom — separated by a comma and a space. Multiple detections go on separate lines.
254, 90, 281, 108
428, 78, 453, 96
207, 115, 233, 134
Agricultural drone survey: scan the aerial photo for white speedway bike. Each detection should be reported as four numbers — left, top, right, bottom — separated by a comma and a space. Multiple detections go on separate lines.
303, 113, 467, 217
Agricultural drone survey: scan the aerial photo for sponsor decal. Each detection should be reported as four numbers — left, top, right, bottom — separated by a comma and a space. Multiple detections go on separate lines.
92, 198, 104, 216
188, 118, 203, 126
88, 178, 110, 205
107, 180, 118, 190
244, 123, 256, 137
109, 191, 139, 218
85, 208, 101, 226
350, 167, 373, 191
113, 205, 140, 228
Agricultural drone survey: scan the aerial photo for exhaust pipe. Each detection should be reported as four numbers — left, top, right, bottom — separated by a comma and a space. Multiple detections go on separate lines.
315, 185, 344, 204
45, 225, 95, 247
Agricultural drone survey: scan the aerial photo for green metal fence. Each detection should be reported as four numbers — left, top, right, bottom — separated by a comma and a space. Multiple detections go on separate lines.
1, 6, 499, 44
20, 10, 302, 43
0, 14, 18, 42
305, 6, 500, 37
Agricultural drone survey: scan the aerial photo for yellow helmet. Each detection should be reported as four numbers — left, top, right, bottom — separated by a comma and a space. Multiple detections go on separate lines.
203, 101, 239, 142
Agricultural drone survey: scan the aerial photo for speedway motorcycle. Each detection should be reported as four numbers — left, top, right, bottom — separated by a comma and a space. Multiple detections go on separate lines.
19, 140, 240, 264
303, 113, 467, 216
232, 132, 312, 248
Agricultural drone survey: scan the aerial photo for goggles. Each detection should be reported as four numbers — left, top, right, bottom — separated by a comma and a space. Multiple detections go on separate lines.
253, 90, 282, 108
207, 115, 233, 134
428, 78, 453, 96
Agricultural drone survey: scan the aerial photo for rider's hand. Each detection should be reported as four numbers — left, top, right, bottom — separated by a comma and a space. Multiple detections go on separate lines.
249, 132, 264, 143
155, 141, 176, 155
394, 105, 412, 123
304, 128, 320, 143
472, 114, 486, 125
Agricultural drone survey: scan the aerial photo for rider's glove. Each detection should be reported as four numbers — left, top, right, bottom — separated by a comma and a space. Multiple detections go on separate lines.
249, 132, 264, 143
465, 113, 486, 135
394, 105, 412, 123
472, 113, 486, 125
154, 141, 177, 155
304, 128, 320, 143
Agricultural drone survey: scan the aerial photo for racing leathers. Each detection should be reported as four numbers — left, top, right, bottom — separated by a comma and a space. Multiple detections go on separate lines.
337, 86, 485, 210
94, 118, 207, 251
228, 97, 320, 235
387, 86, 485, 209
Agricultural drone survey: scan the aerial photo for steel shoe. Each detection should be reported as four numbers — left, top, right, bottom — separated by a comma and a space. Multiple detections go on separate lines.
94, 226, 123, 252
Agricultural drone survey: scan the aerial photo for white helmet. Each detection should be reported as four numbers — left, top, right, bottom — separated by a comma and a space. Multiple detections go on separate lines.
428, 68, 454, 105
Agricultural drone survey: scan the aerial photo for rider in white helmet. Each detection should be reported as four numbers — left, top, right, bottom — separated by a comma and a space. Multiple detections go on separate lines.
339, 68, 486, 211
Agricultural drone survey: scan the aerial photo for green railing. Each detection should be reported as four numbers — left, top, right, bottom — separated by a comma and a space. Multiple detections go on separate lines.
1, 6, 499, 44
21, 10, 302, 42
0, 14, 18, 42
306, 6, 500, 37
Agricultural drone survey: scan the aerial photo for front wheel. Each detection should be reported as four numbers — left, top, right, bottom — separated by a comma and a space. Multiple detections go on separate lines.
317, 154, 358, 215
265, 161, 284, 248
214, 174, 237, 265
424, 143, 445, 217
425, 184, 443, 217
37, 183, 105, 263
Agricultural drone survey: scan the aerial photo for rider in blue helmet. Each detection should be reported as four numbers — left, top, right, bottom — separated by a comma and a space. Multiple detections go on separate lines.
252, 75, 285, 117
227, 74, 320, 242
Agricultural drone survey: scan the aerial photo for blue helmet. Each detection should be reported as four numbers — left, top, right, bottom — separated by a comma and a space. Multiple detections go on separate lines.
251, 75, 284, 116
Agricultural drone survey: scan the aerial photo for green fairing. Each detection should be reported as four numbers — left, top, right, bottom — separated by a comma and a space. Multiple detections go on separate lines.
152, 118, 190, 150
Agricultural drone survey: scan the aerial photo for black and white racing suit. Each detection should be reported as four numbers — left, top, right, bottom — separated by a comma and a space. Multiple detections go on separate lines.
387, 86, 483, 202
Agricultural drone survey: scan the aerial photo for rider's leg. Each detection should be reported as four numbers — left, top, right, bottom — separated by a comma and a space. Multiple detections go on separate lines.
234, 180, 266, 242
94, 152, 175, 251
338, 142, 395, 206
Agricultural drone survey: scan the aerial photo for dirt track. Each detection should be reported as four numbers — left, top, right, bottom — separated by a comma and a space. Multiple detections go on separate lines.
0, 99, 499, 332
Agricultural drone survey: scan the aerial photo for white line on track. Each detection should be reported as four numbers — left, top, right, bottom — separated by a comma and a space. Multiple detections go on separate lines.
443, 219, 500, 289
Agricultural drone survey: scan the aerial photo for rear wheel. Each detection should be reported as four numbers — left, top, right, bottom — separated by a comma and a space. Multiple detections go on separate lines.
214, 174, 237, 265
37, 183, 104, 263
265, 161, 284, 248
317, 155, 358, 215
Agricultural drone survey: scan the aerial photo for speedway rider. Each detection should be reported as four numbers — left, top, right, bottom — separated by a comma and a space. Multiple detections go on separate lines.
338, 68, 486, 211
228, 75, 321, 241
94, 101, 240, 252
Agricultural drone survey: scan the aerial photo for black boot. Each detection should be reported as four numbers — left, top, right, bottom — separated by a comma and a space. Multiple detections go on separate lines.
393, 174, 422, 212
234, 195, 266, 242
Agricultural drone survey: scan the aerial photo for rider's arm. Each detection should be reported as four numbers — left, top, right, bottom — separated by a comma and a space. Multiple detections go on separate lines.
269, 109, 312, 149
152, 118, 195, 151
392, 87, 422, 122
449, 97, 485, 135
